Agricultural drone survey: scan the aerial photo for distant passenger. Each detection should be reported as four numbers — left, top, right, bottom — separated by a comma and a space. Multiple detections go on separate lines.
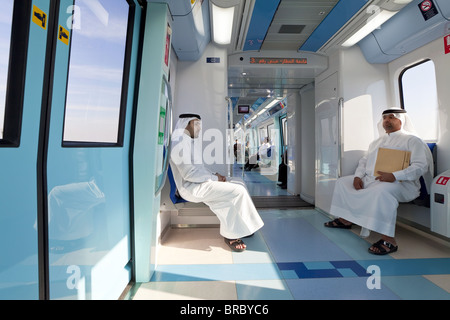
324, 109, 433, 255
244, 137, 271, 171
277, 150, 288, 189
170, 113, 264, 252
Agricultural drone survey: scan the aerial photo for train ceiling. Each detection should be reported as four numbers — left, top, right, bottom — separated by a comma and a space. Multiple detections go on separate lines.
146, 0, 414, 123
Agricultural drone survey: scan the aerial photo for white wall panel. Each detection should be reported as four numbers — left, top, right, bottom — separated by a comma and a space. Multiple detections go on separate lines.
173, 43, 229, 175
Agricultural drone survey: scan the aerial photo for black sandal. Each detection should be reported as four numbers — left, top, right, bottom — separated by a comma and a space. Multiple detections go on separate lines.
224, 238, 246, 252
324, 218, 353, 229
368, 239, 398, 255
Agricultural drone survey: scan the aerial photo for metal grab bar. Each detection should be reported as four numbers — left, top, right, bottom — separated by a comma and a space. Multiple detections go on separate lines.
226, 96, 233, 177
337, 97, 344, 178
155, 74, 173, 197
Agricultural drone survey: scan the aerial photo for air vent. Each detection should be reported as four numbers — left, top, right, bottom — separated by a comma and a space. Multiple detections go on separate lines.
278, 24, 305, 34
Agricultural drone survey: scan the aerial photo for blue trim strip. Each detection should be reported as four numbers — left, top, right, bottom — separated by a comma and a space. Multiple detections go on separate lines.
243, 0, 281, 51
300, 0, 369, 52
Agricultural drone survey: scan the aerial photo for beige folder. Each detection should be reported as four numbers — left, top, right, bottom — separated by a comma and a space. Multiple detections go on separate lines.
374, 148, 411, 177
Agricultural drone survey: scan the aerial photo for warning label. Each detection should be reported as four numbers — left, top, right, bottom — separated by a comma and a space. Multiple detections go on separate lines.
445, 34, 450, 55
419, 0, 439, 21
436, 176, 450, 186
32, 5, 47, 30
58, 26, 70, 45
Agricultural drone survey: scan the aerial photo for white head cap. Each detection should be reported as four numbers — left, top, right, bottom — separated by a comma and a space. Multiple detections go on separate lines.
377, 108, 417, 136
172, 113, 202, 140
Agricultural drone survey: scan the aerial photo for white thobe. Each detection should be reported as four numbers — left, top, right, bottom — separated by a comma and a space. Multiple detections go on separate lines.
170, 133, 264, 239
330, 129, 431, 237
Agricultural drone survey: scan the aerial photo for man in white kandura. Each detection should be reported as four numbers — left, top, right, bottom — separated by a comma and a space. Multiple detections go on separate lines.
170, 113, 264, 252
324, 109, 433, 255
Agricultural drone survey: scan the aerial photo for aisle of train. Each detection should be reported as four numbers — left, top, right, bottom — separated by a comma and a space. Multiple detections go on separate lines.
130, 208, 450, 300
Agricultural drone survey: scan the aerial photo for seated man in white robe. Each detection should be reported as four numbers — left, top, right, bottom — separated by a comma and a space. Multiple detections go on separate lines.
170, 114, 264, 252
324, 109, 433, 255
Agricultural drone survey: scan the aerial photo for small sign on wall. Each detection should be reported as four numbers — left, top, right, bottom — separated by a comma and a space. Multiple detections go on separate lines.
206, 57, 221, 63
436, 176, 450, 186
419, 0, 439, 21
445, 34, 450, 55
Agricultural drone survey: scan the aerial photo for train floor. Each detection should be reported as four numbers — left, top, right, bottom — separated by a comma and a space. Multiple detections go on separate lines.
130, 208, 450, 300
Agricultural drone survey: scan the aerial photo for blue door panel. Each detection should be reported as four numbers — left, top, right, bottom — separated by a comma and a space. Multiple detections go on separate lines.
44, 0, 139, 300
0, 0, 50, 300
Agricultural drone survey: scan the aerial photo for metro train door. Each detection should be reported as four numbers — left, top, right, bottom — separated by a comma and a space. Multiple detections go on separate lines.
43, 0, 139, 299
0, 0, 141, 300
0, 0, 41, 300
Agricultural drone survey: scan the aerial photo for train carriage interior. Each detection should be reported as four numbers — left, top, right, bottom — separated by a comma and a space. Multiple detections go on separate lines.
1, 0, 450, 301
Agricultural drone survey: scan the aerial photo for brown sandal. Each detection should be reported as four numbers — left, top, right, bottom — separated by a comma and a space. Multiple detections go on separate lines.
224, 238, 246, 252
368, 239, 398, 255
324, 218, 353, 229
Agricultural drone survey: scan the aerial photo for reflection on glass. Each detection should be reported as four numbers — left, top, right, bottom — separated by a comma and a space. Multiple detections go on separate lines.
63, 0, 129, 143
47, 179, 105, 243
0, 0, 14, 139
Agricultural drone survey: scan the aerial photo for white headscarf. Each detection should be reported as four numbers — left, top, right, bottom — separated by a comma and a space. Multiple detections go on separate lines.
377, 108, 417, 136
172, 113, 202, 139
171, 113, 203, 165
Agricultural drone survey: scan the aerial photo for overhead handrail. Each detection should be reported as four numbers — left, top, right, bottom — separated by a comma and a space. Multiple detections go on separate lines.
155, 74, 173, 197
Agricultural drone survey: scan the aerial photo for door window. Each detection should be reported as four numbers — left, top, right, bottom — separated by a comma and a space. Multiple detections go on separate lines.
0, 0, 16, 142
63, 0, 131, 145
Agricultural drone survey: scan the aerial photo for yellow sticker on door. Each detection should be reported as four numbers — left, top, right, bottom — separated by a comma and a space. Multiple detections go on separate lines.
58, 25, 70, 45
32, 5, 47, 30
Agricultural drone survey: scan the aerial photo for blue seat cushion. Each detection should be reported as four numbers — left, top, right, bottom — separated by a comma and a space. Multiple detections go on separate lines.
413, 143, 436, 207
168, 165, 188, 204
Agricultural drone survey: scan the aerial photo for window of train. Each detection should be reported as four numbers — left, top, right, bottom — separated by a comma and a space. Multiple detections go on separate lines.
267, 123, 274, 141
63, 0, 132, 145
0, 0, 14, 140
259, 127, 267, 144
399, 59, 439, 141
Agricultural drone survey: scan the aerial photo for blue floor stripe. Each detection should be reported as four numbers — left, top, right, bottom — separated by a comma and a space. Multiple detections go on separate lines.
276, 258, 450, 280
151, 263, 282, 282
357, 258, 450, 276
151, 258, 450, 282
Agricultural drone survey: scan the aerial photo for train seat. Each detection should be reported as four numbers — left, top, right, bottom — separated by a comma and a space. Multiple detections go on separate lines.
257, 145, 278, 175
167, 165, 188, 205
163, 165, 218, 226
259, 145, 274, 165
396, 143, 437, 230
409, 143, 437, 207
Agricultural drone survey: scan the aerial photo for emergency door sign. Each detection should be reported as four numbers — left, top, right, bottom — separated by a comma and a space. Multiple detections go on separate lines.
32, 5, 47, 30
445, 34, 450, 55
58, 26, 70, 45
436, 176, 450, 186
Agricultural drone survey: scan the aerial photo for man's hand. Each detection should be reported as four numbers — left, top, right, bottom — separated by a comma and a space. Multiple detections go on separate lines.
375, 171, 396, 183
215, 173, 227, 182
353, 177, 364, 190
